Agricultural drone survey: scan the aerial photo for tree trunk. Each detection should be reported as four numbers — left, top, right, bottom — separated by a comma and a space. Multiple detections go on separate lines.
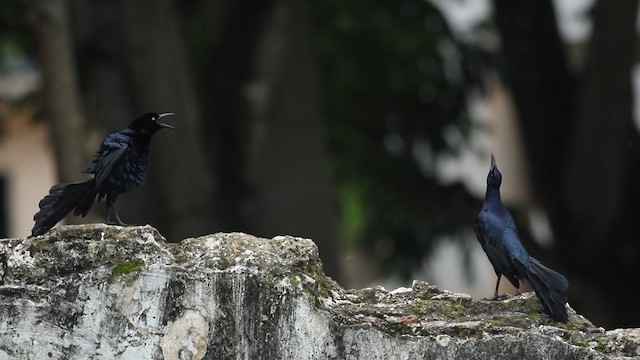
492, 0, 574, 221
117, 0, 218, 241
242, 0, 342, 281
71, 0, 134, 131
24, 0, 85, 180
193, 0, 277, 231
493, 0, 640, 328
563, 0, 640, 328
190, 0, 342, 281
23, 0, 87, 224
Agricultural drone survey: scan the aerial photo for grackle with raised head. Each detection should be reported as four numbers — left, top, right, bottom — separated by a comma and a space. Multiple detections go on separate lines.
30, 112, 174, 237
475, 154, 569, 322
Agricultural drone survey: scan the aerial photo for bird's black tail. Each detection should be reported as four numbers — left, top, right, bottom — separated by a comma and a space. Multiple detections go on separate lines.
31, 180, 97, 236
525, 257, 569, 322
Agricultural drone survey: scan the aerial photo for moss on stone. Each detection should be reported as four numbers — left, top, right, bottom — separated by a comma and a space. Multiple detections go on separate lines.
485, 314, 536, 329
594, 341, 607, 353
412, 283, 443, 300
379, 319, 412, 335
112, 259, 145, 276
407, 298, 465, 318
354, 288, 379, 303
443, 324, 486, 340
303, 260, 337, 306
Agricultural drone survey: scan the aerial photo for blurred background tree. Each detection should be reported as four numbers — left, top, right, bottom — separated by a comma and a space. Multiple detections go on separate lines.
313, 0, 487, 272
493, 0, 640, 328
0, 0, 638, 328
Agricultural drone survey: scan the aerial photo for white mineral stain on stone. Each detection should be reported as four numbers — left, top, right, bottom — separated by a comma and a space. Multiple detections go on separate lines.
160, 309, 209, 360
117, 271, 170, 330
276, 277, 294, 292
301, 274, 315, 284
7, 241, 34, 268
140, 232, 156, 244
390, 286, 413, 295
279, 297, 337, 359
436, 334, 452, 347
232, 272, 251, 355
431, 292, 471, 300
120, 345, 156, 360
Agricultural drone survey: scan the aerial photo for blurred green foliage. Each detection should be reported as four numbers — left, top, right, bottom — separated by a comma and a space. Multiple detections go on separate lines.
312, 0, 488, 276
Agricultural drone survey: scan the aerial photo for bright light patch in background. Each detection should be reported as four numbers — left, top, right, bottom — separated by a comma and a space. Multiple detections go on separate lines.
428, 0, 491, 38
0, 54, 40, 100
431, 0, 594, 44
528, 206, 554, 248
435, 91, 490, 199
419, 233, 496, 298
552, 0, 595, 43
632, 64, 640, 133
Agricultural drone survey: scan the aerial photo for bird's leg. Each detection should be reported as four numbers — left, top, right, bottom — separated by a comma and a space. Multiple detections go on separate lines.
487, 275, 511, 300
107, 205, 127, 226
106, 194, 128, 226
516, 279, 523, 295
486, 275, 502, 300
493, 274, 501, 299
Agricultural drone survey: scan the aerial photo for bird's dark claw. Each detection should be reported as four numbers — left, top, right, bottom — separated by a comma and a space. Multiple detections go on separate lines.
106, 206, 129, 226
106, 220, 129, 226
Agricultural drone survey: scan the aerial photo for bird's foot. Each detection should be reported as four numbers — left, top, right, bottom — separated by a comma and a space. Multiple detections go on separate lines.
106, 222, 139, 227
106, 219, 132, 227
485, 294, 511, 301
106, 206, 132, 227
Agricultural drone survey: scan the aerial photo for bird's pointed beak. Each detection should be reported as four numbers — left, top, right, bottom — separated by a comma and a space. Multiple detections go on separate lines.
157, 112, 175, 129
490, 153, 496, 171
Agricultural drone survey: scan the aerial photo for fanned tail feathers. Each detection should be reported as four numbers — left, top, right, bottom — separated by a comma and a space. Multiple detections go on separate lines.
525, 257, 569, 322
30, 180, 97, 236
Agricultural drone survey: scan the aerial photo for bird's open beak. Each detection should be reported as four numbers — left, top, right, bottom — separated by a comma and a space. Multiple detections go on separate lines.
490, 153, 496, 171
157, 112, 175, 129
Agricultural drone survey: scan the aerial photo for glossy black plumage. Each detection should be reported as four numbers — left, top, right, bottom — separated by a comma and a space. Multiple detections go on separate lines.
475, 154, 569, 322
30, 112, 174, 236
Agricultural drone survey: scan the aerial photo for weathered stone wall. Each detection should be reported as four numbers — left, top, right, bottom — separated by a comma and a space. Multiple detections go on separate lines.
0, 225, 637, 359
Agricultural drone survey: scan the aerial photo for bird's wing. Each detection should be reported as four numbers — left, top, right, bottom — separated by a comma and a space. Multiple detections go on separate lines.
474, 215, 494, 260
475, 212, 516, 284
501, 226, 530, 265
500, 224, 531, 286
91, 136, 129, 190
476, 211, 522, 288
